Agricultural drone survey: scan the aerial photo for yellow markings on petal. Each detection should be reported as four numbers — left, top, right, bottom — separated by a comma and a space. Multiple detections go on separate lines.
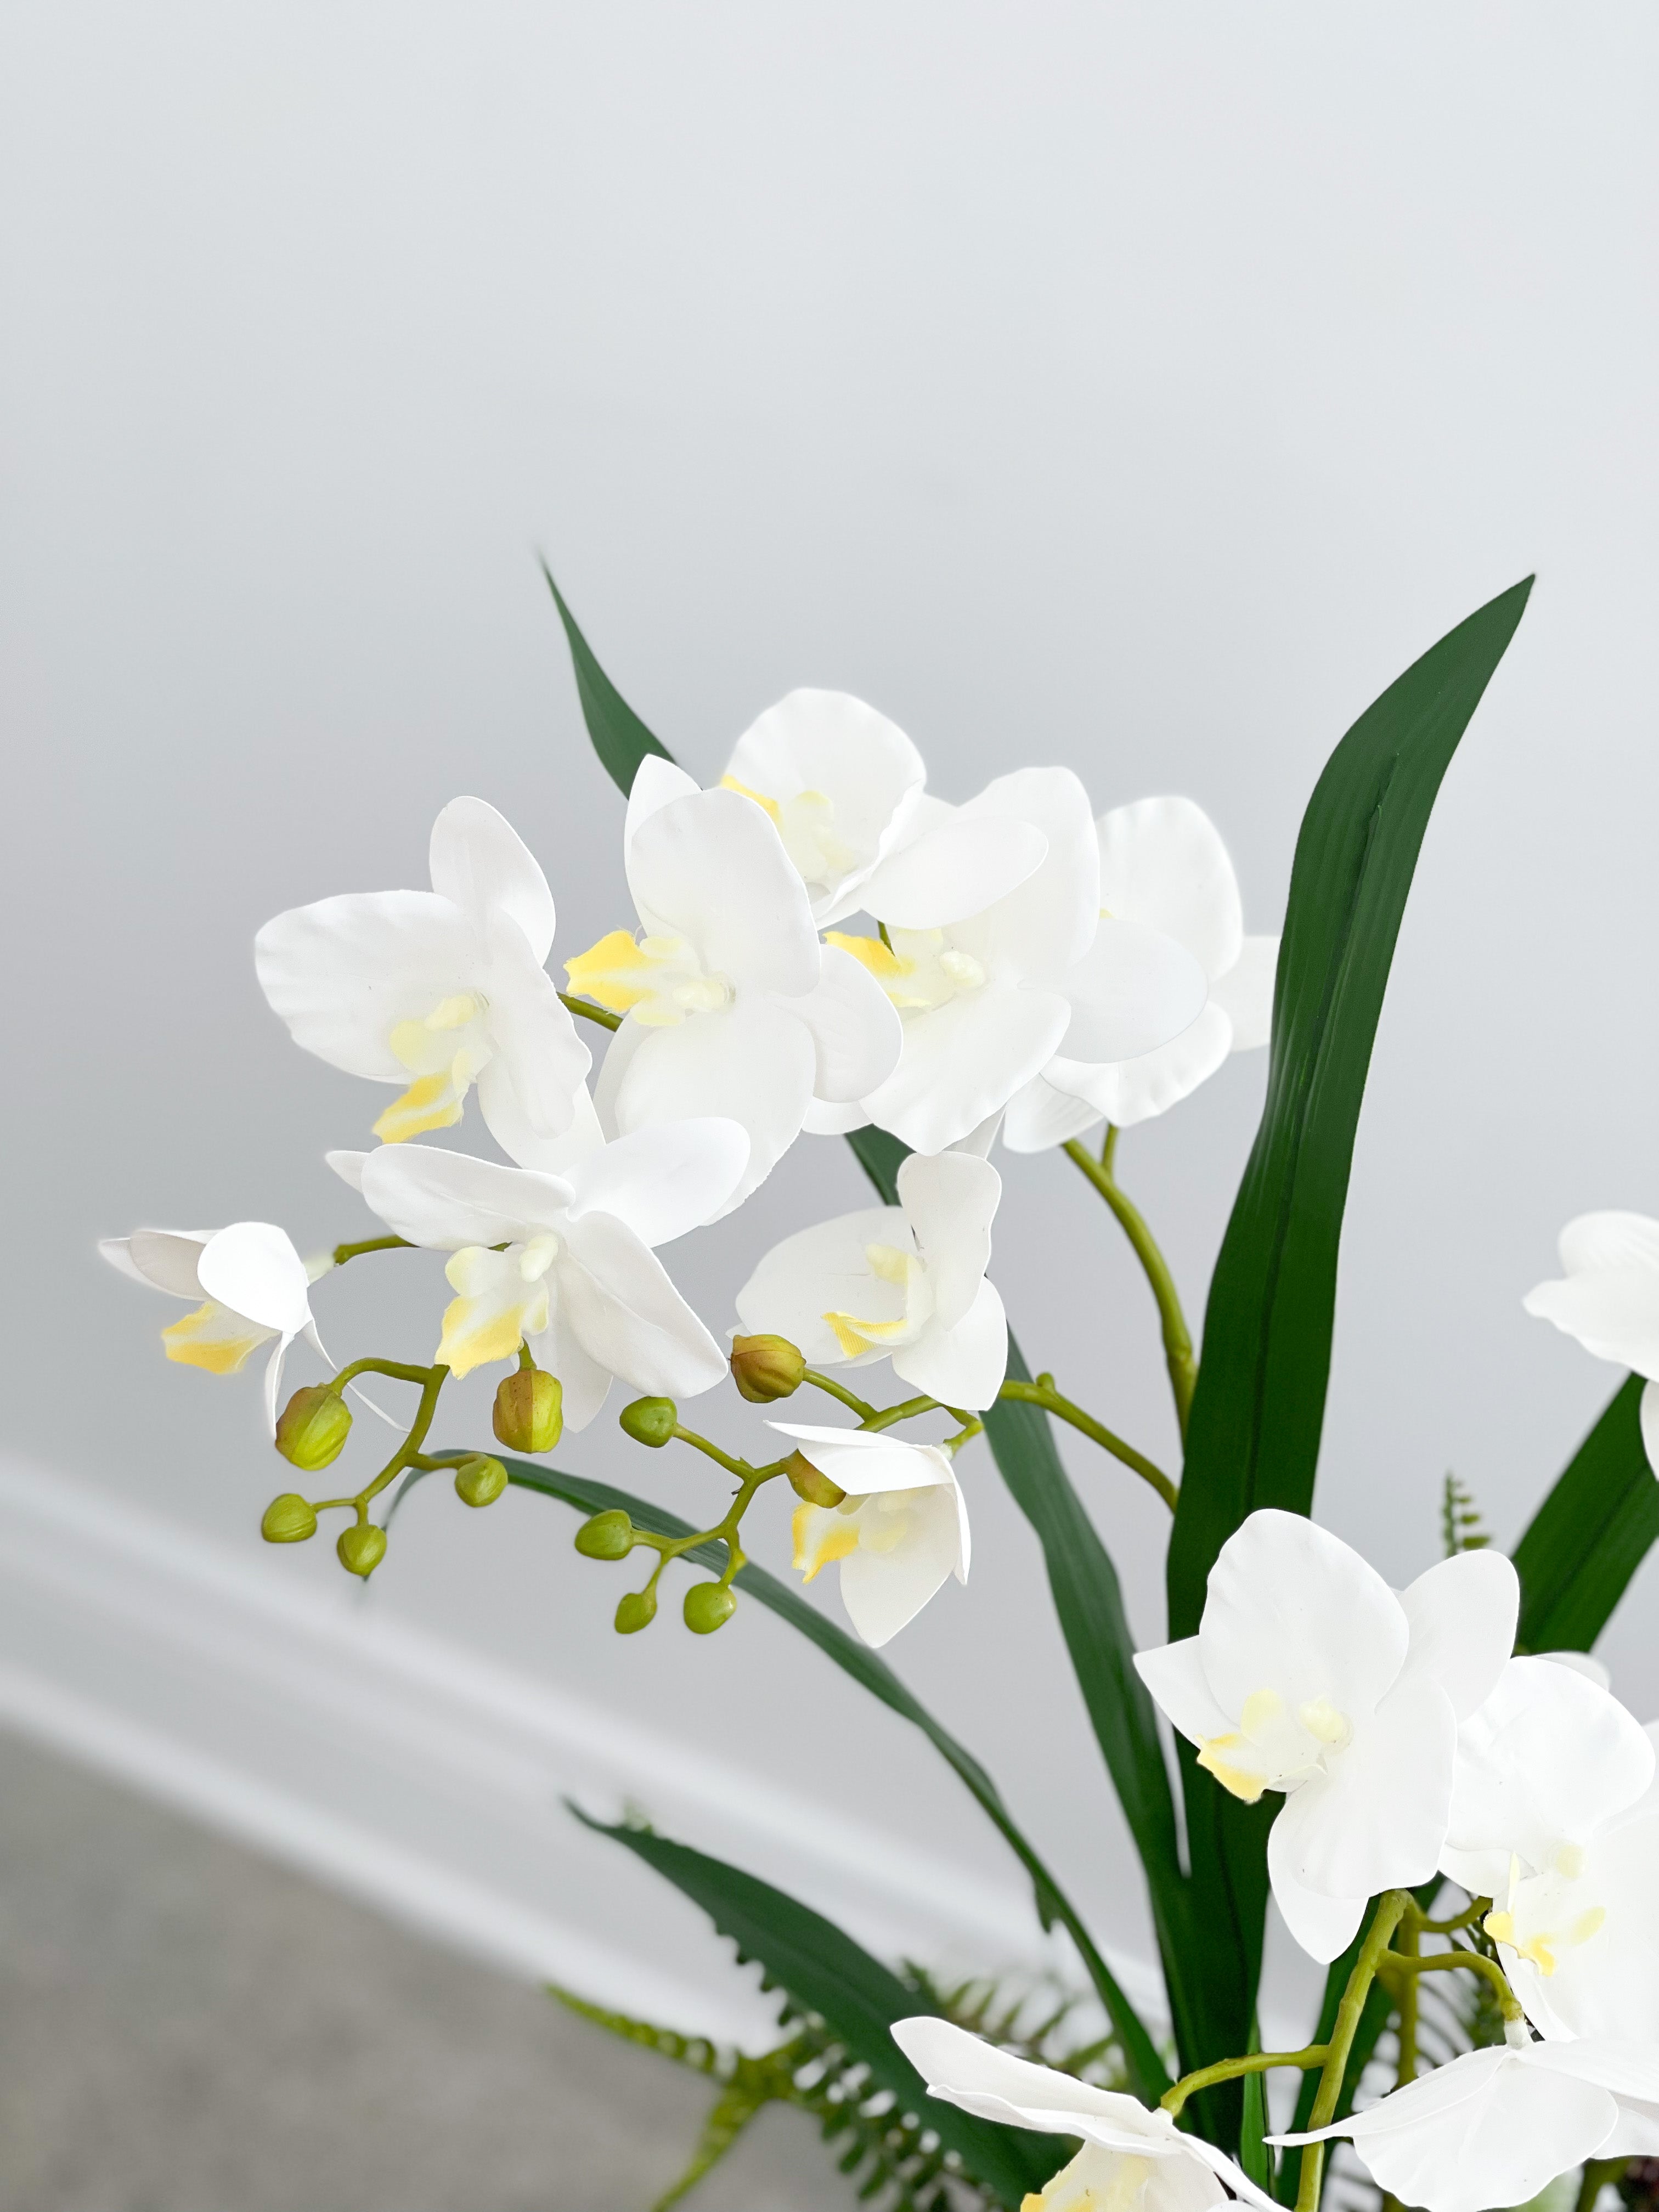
866, 1243, 912, 1286
823, 1310, 912, 1356
825, 930, 911, 981
565, 929, 653, 1014
1485, 1909, 1516, 1948
1196, 1735, 1267, 1804
436, 1245, 551, 1379
1297, 1695, 1352, 1749
1554, 1843, 1587, 1879
793, 1499, 862, 1582
437, 1296, 533, 1379
1571, 1906, 1607, 1945
720, 774, 782, 825
1239, 1686, 1285, 1739
162, 1302, 268, 1375
374, 1070, 467, 1144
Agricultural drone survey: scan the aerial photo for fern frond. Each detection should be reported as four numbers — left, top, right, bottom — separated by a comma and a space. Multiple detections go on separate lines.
1441, 1472, 1492, 1556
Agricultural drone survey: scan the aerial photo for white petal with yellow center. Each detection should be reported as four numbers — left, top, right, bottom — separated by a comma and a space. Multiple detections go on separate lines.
437, 1240, 556, 1378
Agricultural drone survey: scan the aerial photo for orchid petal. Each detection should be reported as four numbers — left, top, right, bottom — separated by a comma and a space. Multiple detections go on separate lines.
1045, 1005, 1233, 1127
1559, 1211, 1659, 1274
1273, 1673, 1454, 1902
427, 795, 556, 962
1398, 1549, 1519, 1720
890, 2018, 1177, 2148
1052, 918, 1209, 1064
776, 943, 902, 1103
611, 997, 817, 1211
862, 985, 1071, 1154
1198, 1509, 1409, 1722
563, 1118, 750, 1246
477, 911, 591, 1144
766, 1423, 956, 1497
839, 1479, 964, 1646
1097, 796, 1244, 980
1262, 1817, 1368, 1963
735, 1207, 909, 1364
950, 768, 1099, 981
359, 1144, 574, 1251
254, 890, 481, 1081
896, 1152, 999, 1331
1210, 935, 1278, 1051
1523, 1265, 1659, 1378
1134, 1637, 1236, 1747
109, 1229, 211, 1299
624, 755, 700, 849
801, 1098, 871, 1135
325, 1150, 369, 1193
557, 1212, 728, 1399
477, 1074, 609, 1180
1644, 1378, 1659, 1476
528, 1293, 614, 1434
1000, 1075, 1103, 1154
892, 1278, 1008, 1412
196, 1223, 313, 1337
625, 787, 820, 996
861, 815, 1048, 929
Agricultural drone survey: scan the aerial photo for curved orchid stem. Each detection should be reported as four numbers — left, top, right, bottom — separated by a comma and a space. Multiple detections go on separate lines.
1293, 1889, 1411, 2212
998, 1380, 1177, 1509
559, 991, 622, 1032
801, 1369, 879, 1420
1377, 1948, 1523, 2021
1161, 2043, 1329, 2121
1063, 1127, 1198, 1440
331, 1234, 412, 1266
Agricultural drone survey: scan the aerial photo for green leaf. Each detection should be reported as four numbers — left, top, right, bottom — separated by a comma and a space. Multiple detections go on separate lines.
574, 1811, 1057, 2209
1169, 577, 1534, 1634
500, 1457, 1169, 2102
845, 1124, 912, 1206
1162, 579, 1534, 2101
540, 559, 673, 797
1513, 1373, 1659, 1652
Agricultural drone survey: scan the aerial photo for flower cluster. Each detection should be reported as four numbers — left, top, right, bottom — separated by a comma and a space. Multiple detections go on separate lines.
103, 689, 1272, 1644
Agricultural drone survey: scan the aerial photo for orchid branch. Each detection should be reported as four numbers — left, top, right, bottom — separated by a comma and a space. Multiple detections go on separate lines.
998, 1379, 1176, 1509
559, 990, 622, 1032
1292, 1889, 1410, 2212
1160, 2044, 1330, 2122
1375, 1948, 1523, 2022
800, 1368, 879, 1420
331, 1234, 413, 1266
1063, 1127, 1197, 1438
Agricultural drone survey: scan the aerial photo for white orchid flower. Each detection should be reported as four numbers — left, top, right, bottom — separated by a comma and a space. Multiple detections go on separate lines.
1135, 1509, 1519, 1962
100, 1223, 325, 1433
350, 1124, 748, 1428
769, 1422, 969, 1648
255, 797, 590, 1158
718, 689, 926, 925
1005, 796, 1278, 1152
891, 2017, 1274, 2212
569, 764, 901, 1211
1272, 2036, 1659, 2212
1524, 1212, 1659, 1472
734, 1152, 1008, 1411
834, 769, 1206, 1155
1436, 1658, 1658, 2040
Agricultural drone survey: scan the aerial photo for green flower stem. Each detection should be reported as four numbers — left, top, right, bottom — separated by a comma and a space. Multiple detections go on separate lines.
559, 991, 622, 1032
329, 1355, 439, 1390
1294, 1890, 1410, 2212
313, 1364, 450, 1520
1063, 1128, 1197, 1440
1376, 1948, 1523, 2021
800, 1369, 879, 1420
1576, 2158, 1627, 2212
330, 1235, 413, 1266
1160, 2044, 1330, 2123
997, 1380, 1177, 1510
1393, 1903, 1419, 2088
670, 1426, 754, 1480
857, 1395, 940, 1435
1408, 1895, 1491, 1937
628, 1464, 786, 1590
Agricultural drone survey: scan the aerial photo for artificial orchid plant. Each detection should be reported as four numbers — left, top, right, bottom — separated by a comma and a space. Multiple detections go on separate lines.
104, 569, 1659, 2212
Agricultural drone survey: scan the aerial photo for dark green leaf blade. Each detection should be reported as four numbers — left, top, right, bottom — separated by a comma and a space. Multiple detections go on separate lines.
574, 1812, 1057, 2208
1169, 576, 1534, 1636
540, 559, 673, 796
499, 1458, 1169, 2100
1514, 1374, 1659, 1652
845, 1125, 912, 1206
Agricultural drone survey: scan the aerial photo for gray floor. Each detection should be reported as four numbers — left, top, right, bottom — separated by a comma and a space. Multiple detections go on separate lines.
0, 1731, 839, 2211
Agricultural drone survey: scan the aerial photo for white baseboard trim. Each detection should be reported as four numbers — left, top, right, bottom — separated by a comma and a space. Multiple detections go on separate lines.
0, 1458, 1166, 2050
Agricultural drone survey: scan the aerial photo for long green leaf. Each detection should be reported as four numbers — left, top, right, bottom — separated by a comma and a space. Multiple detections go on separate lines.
1169, 577, 1533, 1634
1514, 1374, 1659, 1652
1161, 580, 1533, 2102
500, 1457, 1169, 2100
540, 560, 672, 795
574, 1811, 1057, 2208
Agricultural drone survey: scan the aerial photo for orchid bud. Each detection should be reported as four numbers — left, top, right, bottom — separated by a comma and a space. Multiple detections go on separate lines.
785, 1451, 846, 1509
619, 1396, 676, 1447
336, 1522, 386, 1579
614, 1588, 657, 1634
729, 1334, 805, 1403
493, 1368, 563, 1454
683, 1582, 737, 1635
275, 1385, 352, 1471
454, 1454, 508, 1509
261, 1492, 318, 1544
575, 1509, 634, 1559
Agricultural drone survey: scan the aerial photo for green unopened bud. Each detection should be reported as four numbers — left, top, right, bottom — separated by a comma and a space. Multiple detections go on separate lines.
336, 1522, 386, 1579
275, 1385, 352, 1471
454, 1454, 508, 1509
619, 1396, 676, 1447
575, 1509, 634, 1560
729, 1333, 805, 1403
683, 1582, 737, 1635
261, 1492, 318, 1544
492, 1368, 563, 1454
614, 1588, 657, 1635
785, 1450, 847, 1509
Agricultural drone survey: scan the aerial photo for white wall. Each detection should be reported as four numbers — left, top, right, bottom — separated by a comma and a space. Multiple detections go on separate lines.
4, 2, 1657, 2024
